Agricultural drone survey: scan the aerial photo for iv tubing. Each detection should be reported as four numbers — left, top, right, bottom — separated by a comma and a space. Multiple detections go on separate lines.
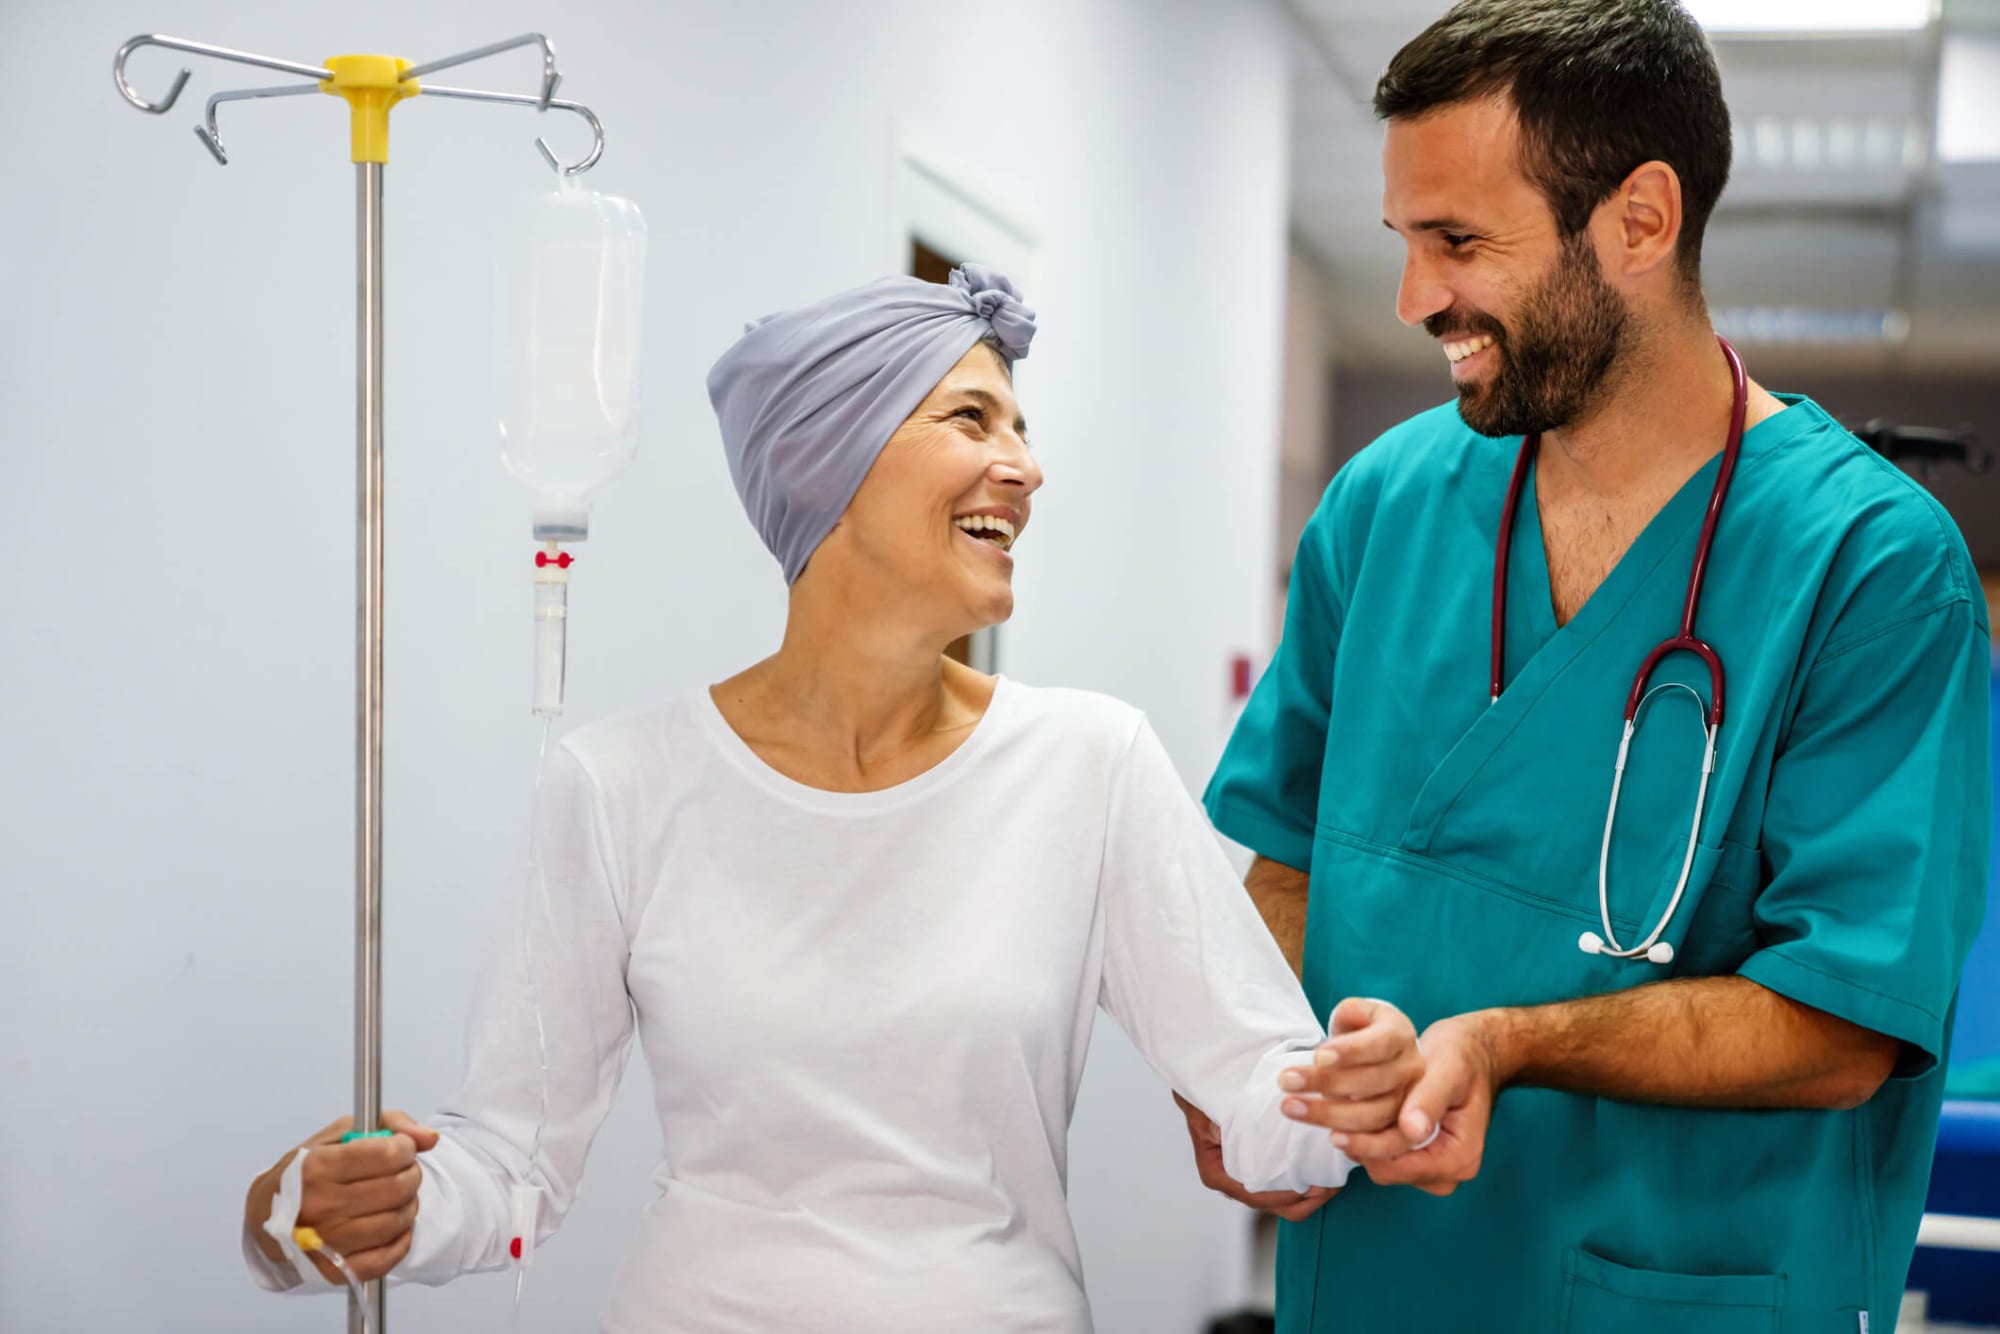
292, 1227, 374, 1334
513, 714, 557, 1328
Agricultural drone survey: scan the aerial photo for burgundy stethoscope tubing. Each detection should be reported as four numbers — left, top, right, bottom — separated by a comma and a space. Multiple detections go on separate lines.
1489, 336, 1749, 726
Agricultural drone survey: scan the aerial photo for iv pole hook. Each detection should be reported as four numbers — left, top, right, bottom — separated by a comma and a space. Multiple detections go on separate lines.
418, 86, 605, 176
113, 35, 332, 114
195, 84, 325, 165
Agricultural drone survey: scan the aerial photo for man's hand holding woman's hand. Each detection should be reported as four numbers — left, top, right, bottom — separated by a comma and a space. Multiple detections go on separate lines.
1284, 1005, 1504, 1197
1276, 997, 1430, 1150
1181, 996, 1431, 1221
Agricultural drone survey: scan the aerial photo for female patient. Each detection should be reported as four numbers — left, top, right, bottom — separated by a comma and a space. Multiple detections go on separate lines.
242, 267, 1421, 1331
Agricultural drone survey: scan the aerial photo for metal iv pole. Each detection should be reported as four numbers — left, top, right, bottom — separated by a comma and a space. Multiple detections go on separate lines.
110, 32, 608, 1333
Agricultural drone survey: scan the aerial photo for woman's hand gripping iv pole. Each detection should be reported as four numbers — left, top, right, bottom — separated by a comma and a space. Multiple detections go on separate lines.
248, 1118, 435, 1329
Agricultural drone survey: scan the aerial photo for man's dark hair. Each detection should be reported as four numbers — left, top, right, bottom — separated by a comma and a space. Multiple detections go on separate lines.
1374, 0, 1731, 291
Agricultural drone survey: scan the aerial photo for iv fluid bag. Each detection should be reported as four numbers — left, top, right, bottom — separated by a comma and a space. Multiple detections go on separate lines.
496, 178, 647, 540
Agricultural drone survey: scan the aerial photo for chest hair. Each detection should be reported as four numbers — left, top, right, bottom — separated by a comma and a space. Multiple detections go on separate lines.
1538, 493, 1664, 626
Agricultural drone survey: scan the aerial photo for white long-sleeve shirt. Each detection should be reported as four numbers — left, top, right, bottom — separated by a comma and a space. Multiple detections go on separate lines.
248, 679, 1350, 1331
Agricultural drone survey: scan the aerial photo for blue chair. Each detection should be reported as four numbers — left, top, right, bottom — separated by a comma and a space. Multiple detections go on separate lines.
1911, 1102, 2000, 1324
1902, 671, 2000, 1325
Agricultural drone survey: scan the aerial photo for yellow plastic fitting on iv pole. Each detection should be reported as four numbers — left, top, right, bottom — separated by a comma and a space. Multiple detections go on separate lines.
319, 55, 419, 164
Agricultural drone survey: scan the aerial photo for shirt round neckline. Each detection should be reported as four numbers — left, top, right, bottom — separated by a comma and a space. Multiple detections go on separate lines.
693, 675, 1017, 816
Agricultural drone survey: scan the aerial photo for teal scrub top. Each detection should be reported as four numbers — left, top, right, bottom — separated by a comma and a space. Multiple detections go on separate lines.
1205, 397, 1991, 1334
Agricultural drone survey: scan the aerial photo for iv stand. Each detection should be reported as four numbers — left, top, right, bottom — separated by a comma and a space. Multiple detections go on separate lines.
111, 32, 607, 1334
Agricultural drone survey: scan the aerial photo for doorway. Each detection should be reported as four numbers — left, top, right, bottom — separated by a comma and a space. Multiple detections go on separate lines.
895, 146, 1037, 676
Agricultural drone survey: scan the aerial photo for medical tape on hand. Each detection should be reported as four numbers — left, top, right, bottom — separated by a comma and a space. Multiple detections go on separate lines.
263, 1145, 342, 1290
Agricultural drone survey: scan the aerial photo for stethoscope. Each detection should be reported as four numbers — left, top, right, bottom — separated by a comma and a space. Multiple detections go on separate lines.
1491, 336, 1748, 966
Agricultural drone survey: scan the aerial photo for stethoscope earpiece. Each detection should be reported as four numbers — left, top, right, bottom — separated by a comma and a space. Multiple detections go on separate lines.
1578, 931, 1605, 956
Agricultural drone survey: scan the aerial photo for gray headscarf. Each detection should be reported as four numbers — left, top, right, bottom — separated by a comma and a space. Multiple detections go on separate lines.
706, 264, 1037, 584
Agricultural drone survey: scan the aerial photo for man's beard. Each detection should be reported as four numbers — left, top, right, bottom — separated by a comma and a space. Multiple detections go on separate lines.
1434, 232, 1631, 439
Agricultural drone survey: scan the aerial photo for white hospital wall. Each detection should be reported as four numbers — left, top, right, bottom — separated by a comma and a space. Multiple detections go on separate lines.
0, 2, 1291, 1331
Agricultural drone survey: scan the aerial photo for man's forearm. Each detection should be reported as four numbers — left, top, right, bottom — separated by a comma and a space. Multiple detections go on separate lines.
1472, 975, 1899, 1111
1245, 855, 1310, 979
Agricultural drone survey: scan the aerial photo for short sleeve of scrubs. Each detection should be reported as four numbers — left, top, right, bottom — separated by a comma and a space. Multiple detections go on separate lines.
1204, 487, 1347, 872
1738, 592, 1991, 1074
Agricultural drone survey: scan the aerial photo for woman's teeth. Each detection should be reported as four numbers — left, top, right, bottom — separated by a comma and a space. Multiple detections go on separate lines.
953, 514, 1016, 551
1445, 334, 1496, 363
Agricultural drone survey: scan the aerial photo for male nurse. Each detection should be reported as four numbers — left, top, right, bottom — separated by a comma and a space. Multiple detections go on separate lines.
1185, 2, 1991, 1330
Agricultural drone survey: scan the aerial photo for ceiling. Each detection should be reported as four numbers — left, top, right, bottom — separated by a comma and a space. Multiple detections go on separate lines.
1287, 0, 2000, 377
